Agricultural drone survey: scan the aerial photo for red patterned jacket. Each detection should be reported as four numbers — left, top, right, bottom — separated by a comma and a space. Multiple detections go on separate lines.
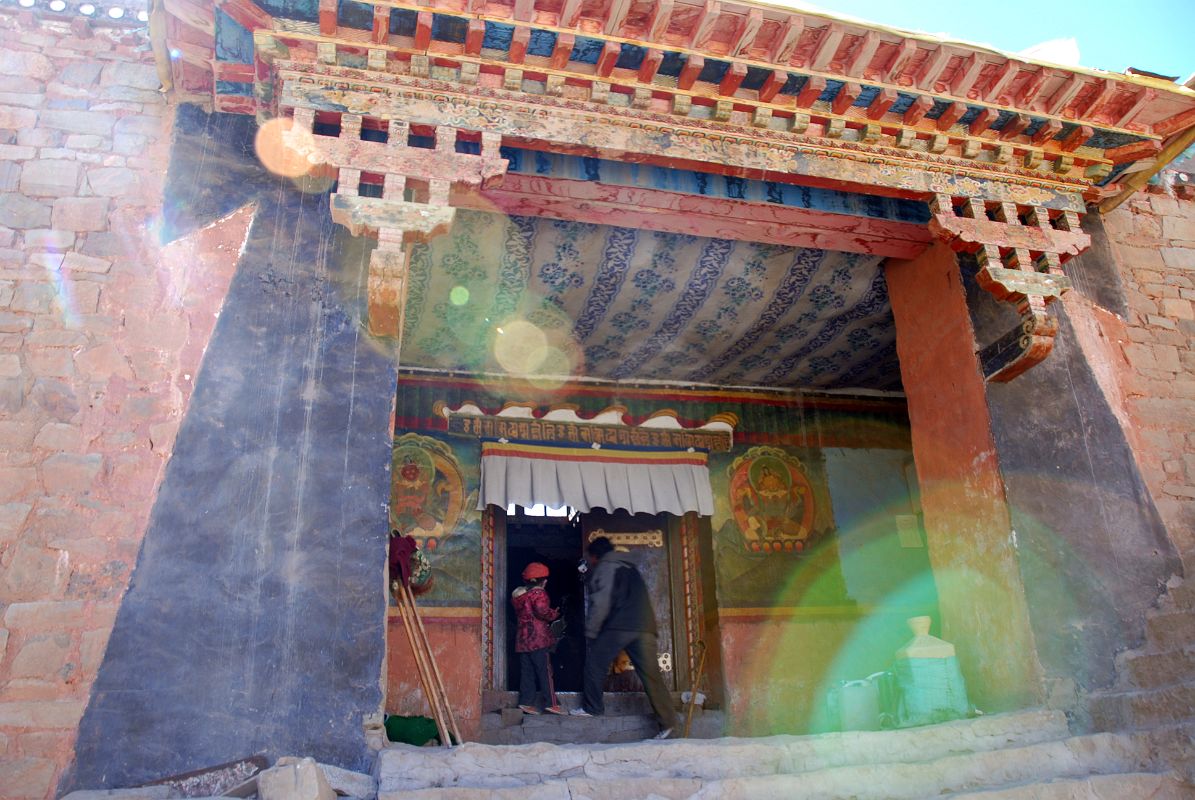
512, 585, 559, 653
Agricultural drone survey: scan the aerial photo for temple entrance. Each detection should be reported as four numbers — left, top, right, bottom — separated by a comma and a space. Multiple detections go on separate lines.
500, 505, 685, 695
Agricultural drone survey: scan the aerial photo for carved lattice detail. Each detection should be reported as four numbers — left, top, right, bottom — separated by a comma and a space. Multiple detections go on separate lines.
929, 194, 1092, 382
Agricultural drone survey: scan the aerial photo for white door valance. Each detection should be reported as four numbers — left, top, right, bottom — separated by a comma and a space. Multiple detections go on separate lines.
478, 440, 715, 517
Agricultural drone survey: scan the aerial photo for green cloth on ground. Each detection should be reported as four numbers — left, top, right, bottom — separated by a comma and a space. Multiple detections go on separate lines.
384, 715, 441, 746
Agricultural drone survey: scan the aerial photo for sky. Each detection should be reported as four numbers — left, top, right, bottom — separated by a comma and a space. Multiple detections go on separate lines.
764, 0, 1195, 82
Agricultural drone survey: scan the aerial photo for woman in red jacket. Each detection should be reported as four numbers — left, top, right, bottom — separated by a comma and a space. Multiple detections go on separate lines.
512, 562, 565, 715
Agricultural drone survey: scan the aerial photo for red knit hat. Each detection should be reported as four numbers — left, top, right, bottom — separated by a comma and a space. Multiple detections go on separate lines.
522, 562, 550, 581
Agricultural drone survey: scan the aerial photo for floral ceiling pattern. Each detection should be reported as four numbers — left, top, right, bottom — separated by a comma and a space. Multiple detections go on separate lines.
400, 211, 899, 391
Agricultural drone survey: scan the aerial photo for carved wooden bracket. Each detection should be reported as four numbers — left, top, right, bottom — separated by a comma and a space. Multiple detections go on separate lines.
929, 194, 1091, 382
291, 107, 510, 338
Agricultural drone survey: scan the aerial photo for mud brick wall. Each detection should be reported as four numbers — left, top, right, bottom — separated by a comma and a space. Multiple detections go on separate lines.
0, 15, 242, 800
1101, 191, 1195, 557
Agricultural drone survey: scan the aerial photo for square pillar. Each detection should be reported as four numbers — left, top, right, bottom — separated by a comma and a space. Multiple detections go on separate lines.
885, 241, 1044, 712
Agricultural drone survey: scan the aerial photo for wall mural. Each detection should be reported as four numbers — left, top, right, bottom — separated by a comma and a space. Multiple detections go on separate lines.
390, 432, 481, 605
710, 445, 846, 608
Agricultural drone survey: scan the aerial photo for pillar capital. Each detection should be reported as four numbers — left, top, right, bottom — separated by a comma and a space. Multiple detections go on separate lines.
927, 194, 1092, 382
289, 106, 510, 338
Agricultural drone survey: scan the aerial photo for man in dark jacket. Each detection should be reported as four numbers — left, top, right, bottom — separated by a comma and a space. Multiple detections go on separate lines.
569, 536, 677, 739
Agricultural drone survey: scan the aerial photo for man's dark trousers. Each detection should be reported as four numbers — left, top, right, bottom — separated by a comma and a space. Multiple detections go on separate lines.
518, 648, 552, 709
583, 629, 676, 729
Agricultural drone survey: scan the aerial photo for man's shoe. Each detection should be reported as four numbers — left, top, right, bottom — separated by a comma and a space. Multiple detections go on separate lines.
568, 707, 594, 717
518, 705, 540, 715
652, 727, 673, 740
544, 705, 567, 715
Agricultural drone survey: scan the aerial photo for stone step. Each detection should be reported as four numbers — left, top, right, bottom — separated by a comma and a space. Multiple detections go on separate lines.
379, 709, 1071, 793
1147, 611, 1195, 651
1125, 647, 1195, 689
944, 772, 1195, 799
1090, 683, 1195, 731
481, 691, 672, 716
377, 730, 1157, 799
477, 708, 726, 745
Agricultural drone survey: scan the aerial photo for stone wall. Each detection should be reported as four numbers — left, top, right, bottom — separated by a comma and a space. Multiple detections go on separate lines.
0, 14, 233, 800
1100, 191, 1195, 557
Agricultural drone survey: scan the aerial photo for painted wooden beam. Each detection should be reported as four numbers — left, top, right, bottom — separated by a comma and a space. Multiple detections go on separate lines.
678, 54, 704, 90
770, 17, 803, 64
935, 101, 967, 131
830, 81, 860, 114
968, 107, 998, 136
949, 53, 984, 98
1154, 106, 1195, 137
509, 26, 530, 64
513, 0, 535, 23
917, 46, 951, 91
757, 70, 785, 103
461, 173, 934, 258
986, 59, 1022, 104
1047, 73, 1083, 116
810, 26, 844, 71
318, 0, 336, 36
605, 0, 632, 35
465, 19, 485, 55
846, 31, 881, 78
648, 0, 674, 41
638, 48, 663, 83
904, 95, 932, 125
692, 1, 722, 52
549, 32, 574, 69
866, 88, 897, 120
371, 5, 390, 44
596, 41, 621, 77
559, 0, 583, 28
794, 75, 826, 108
1059, 124, 1093, 152
1080, 79, 1116, 118
1105, 138, 1161, 164
1030, 120, 1062, 145
215, 0, 271, 32
884, 39, 917, 83
720, 62, 747, 96
1114, 88, 1155, 129
732, 8, 763, 57
997, 113, 1030, 141
414, 11, 432, 51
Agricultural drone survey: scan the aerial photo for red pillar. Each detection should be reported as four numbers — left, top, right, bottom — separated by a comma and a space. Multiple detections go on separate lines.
886, 242, 1044, 713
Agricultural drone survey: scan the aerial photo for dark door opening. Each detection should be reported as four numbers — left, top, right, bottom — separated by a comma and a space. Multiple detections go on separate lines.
504, 506, 585, 694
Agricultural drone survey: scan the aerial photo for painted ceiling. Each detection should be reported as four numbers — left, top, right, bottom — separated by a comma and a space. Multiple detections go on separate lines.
400, 211, 899, 391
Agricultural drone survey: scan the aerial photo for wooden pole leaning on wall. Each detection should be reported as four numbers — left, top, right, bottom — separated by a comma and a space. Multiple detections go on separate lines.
683, 640, 708, 740
393, 580, 451, 747
402, 582, 463, 745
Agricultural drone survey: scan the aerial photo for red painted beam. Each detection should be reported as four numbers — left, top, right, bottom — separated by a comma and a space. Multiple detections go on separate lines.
217, 0, 272, 31
638, 49, 663, 83
1155, 106, 1195, 137
866, 88, 897, 120
831, 81, 861, 115
459, 173, 933, 258
795, 75, 826, 108
904, 95, 932, 125
935, 101, 967, 131
509, 26, 530, 64
465, 19, 485, 55
372, 6, 390, 44
318, 0, 336, 36
214, 61, 255, 82
997, 113, 1030, 140
720, 62, 747, 96
1105, 138, 1161, 164
1030, 120, 1062, 145
968, 107, 998, 136
414, 11, 432, 50
678, 54, 704, 91
597, 41, 621, 77
757, 70, 785, 103
1059, 124, 1093, 152
551, 32, 575, 69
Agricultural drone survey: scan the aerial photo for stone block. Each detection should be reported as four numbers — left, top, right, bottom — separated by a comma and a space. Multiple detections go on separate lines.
0, 376, 24, 413
0, 143, 37, 160
276, 757, 376, 799
42, 452, 103, 494
26, 346, 75, 377
0, 466, 39, 502
1162, 215, 1195, 241
0, 51, 55, 82
86, 166, 139, 197
34, 422, 85, 451
0, 700, 86, 728
0, 92, 43, 108
75, 342, 132, 379
0, 502, 32, 541
0, 104, 38, 129
30, 378, 79, 420
52, 196, 109, 232
1162, 246, 1195, 271
113, 114, 164, 137
0, 194, 51, 229
65, 134, 105, 150
4, 600, 85, 628
10, 632, 72, 679
11, 282, 55, 314
0, 757, 57, 800
0, 352, 21, 377
0, 161, 19, 192
1, 543, 69, 600
38, 109, 115, 136
258, 758, 337, 800
100, 61, 162, 90
60, 789, 176, 800
18, 128, 61, 148
59, 61, 103, 87
24, 228, 75, 250
62, 251, 112, 274
1161, 297, 1194, 320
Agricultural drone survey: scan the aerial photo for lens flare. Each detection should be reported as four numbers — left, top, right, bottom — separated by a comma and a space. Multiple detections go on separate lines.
254, 117, 321, 178
493, 319, 549, 375
449, 285, 470, 306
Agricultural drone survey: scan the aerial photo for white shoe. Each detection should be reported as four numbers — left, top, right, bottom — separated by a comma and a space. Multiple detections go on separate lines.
653, 727, 673, 740
568, 708, 594, 717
